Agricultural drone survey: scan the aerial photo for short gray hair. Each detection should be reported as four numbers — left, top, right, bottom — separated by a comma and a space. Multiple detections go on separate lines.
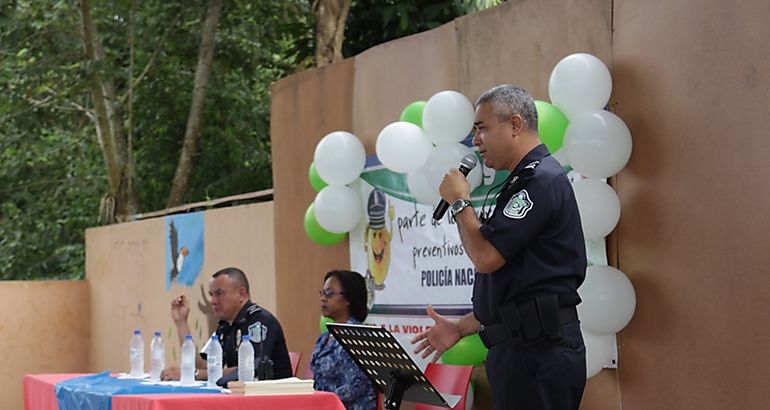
476, 85, 538, 132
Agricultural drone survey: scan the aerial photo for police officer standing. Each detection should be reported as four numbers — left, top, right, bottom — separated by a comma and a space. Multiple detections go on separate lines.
412, 85, 587, 409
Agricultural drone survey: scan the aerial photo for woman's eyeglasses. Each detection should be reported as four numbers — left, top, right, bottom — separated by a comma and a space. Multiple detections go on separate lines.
319, 288, 345, 298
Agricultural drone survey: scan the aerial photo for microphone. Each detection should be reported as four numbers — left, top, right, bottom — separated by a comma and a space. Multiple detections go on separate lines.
432, 153, 478, 221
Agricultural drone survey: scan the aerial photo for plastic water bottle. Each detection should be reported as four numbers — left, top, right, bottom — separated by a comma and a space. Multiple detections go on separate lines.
149, 331, 165, 381
180, 334, 196, 385
129, 329, 144, 377
206, 335, 223, 387
237, 335, 255, 382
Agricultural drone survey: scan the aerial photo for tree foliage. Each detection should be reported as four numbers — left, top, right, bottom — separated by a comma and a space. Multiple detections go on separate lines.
344, 0, 503, 57
1, 0, 313, 279
0, 0, 500, 280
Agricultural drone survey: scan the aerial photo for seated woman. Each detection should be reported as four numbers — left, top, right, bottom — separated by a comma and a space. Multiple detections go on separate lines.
310, 270, 376, 410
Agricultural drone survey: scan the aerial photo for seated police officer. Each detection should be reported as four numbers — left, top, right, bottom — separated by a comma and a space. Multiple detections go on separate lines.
412, 85, 587, 410
160, 267, 292, 384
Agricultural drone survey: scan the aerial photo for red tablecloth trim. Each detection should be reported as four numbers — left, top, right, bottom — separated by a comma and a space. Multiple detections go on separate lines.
24, 374, 88, 410
111, 391, 345, 410
23, 374, 345, 410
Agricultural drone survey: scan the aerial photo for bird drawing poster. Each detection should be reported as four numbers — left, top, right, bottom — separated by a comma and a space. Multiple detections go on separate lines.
165, 212, 205, 289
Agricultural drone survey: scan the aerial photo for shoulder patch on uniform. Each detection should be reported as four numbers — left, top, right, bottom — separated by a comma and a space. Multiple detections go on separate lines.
248, 321, 268, 343
503, 189, 534, 219
524, 160, 540, 170
247, 304, 262, 315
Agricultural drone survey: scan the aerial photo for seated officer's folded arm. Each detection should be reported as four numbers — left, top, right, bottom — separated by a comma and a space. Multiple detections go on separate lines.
456, 179, 553, 274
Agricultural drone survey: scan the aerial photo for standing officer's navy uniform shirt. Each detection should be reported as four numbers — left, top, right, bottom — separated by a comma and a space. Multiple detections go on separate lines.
213, 301, 292, 381
473, 144, 587, 410
474, 143, 586, 322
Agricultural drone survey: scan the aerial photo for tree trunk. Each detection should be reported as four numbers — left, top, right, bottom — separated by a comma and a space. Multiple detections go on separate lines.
77, 0, 138, 222
313, 0, 351, 67
165, 0, 224, 208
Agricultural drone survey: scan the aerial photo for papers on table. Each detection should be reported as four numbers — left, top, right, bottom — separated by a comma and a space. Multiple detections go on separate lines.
227, 377, 315, 395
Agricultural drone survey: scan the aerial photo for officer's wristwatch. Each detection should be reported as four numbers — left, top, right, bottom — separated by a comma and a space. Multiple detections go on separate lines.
451, 198, 472, 216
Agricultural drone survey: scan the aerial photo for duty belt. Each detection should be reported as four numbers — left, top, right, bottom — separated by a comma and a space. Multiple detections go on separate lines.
478, 305, 578, 349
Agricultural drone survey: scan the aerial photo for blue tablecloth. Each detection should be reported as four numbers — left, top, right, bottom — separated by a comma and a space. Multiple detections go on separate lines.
55, 371, 221, 410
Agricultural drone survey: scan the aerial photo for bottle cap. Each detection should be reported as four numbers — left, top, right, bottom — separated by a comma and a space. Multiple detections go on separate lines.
211, 335, 219, 341
133, 329, 141, 335
242, 335, 250, 341
154, 331, 161, 337
185, 334, 193, 340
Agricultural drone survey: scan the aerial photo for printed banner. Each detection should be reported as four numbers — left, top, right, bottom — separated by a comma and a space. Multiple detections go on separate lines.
350, 151, 605, 319
349, 146, 507, 316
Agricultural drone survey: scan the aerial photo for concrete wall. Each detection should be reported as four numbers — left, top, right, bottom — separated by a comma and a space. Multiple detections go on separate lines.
0, 281, 90, 410
611, 0, 770, 408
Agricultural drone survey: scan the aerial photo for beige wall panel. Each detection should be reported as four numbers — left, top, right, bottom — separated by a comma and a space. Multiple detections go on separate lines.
612, 0, 770, 408
86, 203, 276, 373
352, 22, 459, 150
86, 218, 166, 373
582, 370, 621, 410
456, 0, 612, 102
270, 60, 355, 362
204, 203, 276, 314
0, 280, 89, 410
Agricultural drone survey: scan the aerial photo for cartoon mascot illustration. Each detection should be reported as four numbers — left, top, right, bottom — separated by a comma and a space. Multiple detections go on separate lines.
364, 189, 395, 309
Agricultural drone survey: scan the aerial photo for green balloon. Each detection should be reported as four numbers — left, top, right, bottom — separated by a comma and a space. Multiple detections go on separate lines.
399, 101, 427, 128
534, 100, 569, 154
304, 203, 346, 246
441, 333, 488, 366
320, 316, 334, 333
308, 162, 328, 192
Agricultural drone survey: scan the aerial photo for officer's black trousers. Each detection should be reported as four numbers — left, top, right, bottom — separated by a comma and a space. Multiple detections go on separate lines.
485, 321, 586, 410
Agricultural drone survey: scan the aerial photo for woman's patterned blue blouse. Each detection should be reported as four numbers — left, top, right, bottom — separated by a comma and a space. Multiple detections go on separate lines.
310, 318, 376, 410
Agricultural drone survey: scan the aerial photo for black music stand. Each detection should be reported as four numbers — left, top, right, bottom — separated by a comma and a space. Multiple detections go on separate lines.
327, 323, 461, 410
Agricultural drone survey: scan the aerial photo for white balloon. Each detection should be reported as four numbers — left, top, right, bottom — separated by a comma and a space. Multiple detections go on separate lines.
551, 147, 569, 167
424, 144, 483, 196
583, 330, 615, 379
422, 90, 475, 146
563, 110, 632, 178
348, 177, 370, 217
313, 131, 366, 185
548, 53, 612, 120
578, 265, 636, 334
573, 179, 621, 241
376, 121, 432, 173
407, 167, 440, 205
313, 185, 363, 233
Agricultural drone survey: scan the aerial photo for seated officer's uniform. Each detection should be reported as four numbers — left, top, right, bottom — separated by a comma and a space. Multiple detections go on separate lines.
207, 301, 292, 386
475, 144, 587, 410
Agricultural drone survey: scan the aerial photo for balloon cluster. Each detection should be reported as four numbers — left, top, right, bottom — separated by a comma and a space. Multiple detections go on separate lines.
545, 53, 636, 379
304, 131, 366, 245
380, 92, 483, 205
304, 89, 484, 245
